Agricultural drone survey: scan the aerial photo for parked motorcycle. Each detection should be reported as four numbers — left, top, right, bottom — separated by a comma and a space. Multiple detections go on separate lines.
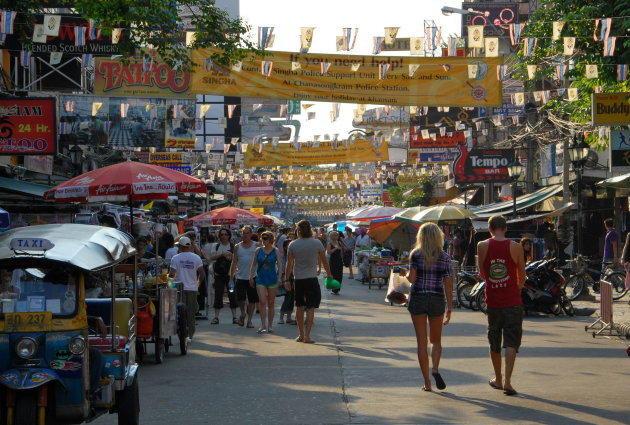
522, 258, 574, 316
456, 270, 483, 310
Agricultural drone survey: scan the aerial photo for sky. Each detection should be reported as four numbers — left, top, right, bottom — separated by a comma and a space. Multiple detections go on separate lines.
235, 0, 464, 141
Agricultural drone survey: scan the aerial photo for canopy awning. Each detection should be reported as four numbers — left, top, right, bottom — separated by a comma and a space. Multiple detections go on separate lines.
471, 202, 574, 230
468, 184, 563, 218
445, 188, 480, 206
596, 173, 630, 189
0, 176, 50, 198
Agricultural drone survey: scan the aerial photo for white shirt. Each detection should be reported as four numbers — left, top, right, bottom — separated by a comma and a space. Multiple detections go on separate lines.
355, 234, 371, 249
165, 247, 179, 261
170, 251, 203, 291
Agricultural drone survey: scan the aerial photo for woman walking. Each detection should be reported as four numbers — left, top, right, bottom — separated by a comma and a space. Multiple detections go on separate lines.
249, 231, 282, 333
343, 228, 356, 279
278, 239, 296, 325
406, 223, 453, 392
327, 231, 344, 295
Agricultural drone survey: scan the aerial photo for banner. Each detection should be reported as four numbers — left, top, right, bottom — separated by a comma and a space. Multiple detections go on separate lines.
283, 185, 348, 196
164, 99, 197, 148
149, 152, 183, 164
94, 58, 193, 98
461, 2, 519, 37
410, 129, 466, 149
410, 107, 479, 130
454, 144, 515, 183
192, 49, 503, 107
244, 138, 388, 167
236, 180, 275, 206
592, 92, 630, 126
0, 98, 57, 155
408, 148, 459, 164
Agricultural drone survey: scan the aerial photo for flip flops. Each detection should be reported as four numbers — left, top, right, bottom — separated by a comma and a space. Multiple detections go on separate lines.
232, 317, 239, 325
432, 372, 446, 390
246, 322, 254, 328
489, 379, 502, 390
210, 318, 219, 324
257, 328, 267, 334
503, 388, 518, 396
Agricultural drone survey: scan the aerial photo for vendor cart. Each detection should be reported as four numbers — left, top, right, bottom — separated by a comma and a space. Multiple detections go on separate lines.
367, 256, 392, 290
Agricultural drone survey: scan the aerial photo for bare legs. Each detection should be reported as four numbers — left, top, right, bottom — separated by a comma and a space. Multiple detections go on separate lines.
256, 286, 277, 332
295, 306, 315, 342
490, 347, 517, 393
410, 314, 444, 391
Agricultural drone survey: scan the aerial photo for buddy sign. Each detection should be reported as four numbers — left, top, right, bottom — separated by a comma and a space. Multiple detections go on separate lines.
592, 92, 630, 126
192, 49, 502, 107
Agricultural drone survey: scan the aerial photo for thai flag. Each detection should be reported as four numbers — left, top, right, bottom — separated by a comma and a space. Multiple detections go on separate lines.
20, 50, 30, 68
261, 60, 273, 77
541, 90, 550, 104
618, 64, 628, 81
120, 103, 130, 118
603, 37, 616, 57
439, 127, 446, 137
143, 55, 153, 72
594, 86, 603, 93
378, 63, 390, 80
320, 61, 331, 75
497, 64, 507, 81
88, 19, 100, 40
103, 121, 111, 132
426, 26, 441, 51
1, 11, 17, 35
372, 37, 383, 55
555, 64, 566, 80
258, 27, 274, 49
64, 101, 75, 112
74, 26, 86, 46
59, 122, 68, 134
82, 54, 93, 68
223, 143, 230, 154
447, 37, 458, 56
524, 38, 537, 57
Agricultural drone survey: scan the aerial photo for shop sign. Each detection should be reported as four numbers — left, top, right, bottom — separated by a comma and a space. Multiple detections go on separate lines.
163, 165, 192, 174
461, 2, 519, 37
410, 129, 466, 149
250, 207, 265, 214
610, 130, 630, 169
149, 152, 183, 164
235, 180, 275, 198
287, 100, 301, 114
360, 183, 383, 197
353, 107, 409, 129
238, 195, 275, 207
492, 102, 524, 117
592, 92, 630, 126
454, 145, 514, 183
407, 148, 459, 164
24, 155, 54, 174
0, 98, 57, 155
409, 107, 478, 131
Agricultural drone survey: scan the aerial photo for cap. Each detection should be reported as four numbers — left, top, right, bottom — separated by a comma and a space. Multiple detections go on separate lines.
177, 236, 192, 247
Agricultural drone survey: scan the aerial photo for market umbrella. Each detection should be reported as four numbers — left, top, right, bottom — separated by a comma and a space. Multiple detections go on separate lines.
596, 172, 630, 189
405, 205, 478, 225
185, 207, 274, 227
0, 207, 9, 229
392, 206, 428, 223
368, 217, 419, 251
347, 205, 403, 221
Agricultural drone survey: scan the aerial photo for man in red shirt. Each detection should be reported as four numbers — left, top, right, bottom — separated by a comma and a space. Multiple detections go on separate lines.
477, 215, 526, 396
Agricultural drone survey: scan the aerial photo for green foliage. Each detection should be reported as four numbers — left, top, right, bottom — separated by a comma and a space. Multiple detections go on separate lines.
388, 175, 434, 208
387, 186, 405, 207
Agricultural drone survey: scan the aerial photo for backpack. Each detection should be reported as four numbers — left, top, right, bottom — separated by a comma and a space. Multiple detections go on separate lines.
213, 242, 234, 276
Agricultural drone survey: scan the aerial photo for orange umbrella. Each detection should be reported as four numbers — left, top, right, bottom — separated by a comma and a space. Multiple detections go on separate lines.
185, 207, 274, 227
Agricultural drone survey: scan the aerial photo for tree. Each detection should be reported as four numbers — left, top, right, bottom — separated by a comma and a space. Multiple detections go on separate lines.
5, 0, 259, 69
515, 0, 630, 148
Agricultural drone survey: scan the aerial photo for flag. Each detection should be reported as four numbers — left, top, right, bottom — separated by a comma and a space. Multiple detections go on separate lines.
513, 93, 525, 106
88, 19, 100, 40
567, 87, 579, 101
261, 60, 273, 77
111, 28, 122, 44
65, 101, 75, 112
0, 10, 17, 35
320, 61, 331, 75
509, 23, 524, 47
43, 14, 60, 36
527, 65, 537, 79
447, 37, 459, 56
593, 18, 611, 42
523, 38, 537, 57
541, 90, 550, 104
603, 37, 616, 57
552, 21, 565, 40
485, 38, 499, 57
350, 62, 361, 72
50, 52, 62, 65
82, 54, 93, 68
378, 63, 390, 80
32, 24, 47, 43
563, 37, 575, 56
585, 64, 598, 79
384, 27, 399, 44
497, 64, 508, 81
0, 34, 5, 45
618, 64, 628, 81
410, 37, 424, 55
120, 103, 130, 118
594, 86, 603, 94
223, 143, 230, 154
227, 104, 236, 119
426, 25, 441, 51
373, 37, 384, 55
439, 127, 446, 137
74, 26, 86, 46
555, 64, 566, 81
92, 102, 103, 116
300, 27, 314, 52
291, 61, 301, 71
258, 27, 275, 49
468, 25, 484, 48
20, 50, 30, 68
143, 55, 153, 72
344, 28, 359, 51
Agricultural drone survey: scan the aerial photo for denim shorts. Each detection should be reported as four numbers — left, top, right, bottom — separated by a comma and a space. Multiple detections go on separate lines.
407, 293, 446, 318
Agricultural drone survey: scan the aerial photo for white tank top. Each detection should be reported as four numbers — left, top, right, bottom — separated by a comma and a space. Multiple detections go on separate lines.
235, 241, 258, 280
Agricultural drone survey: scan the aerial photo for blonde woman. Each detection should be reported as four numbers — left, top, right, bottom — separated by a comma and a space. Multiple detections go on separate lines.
249, 231, 282, 333
407, 222, 453, 392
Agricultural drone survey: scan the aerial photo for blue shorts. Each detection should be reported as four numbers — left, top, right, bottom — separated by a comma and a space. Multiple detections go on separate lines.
407, 293, 445, 318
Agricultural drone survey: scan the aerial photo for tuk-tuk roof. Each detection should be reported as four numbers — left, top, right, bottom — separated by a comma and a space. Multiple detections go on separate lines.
0, 224, 136, 271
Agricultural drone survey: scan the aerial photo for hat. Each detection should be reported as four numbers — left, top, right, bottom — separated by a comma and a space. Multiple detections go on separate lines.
176, 236, 192, 247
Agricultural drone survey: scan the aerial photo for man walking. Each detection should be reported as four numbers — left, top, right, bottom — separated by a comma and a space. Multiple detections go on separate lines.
477, 215, 526, 396
230, 226, 259, 328
169, 236, 205, 342
285, 220, 332, 344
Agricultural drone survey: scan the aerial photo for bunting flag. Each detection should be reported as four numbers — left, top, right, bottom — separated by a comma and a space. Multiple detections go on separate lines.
511, 116, 520, 125
373, 36, 384, 54
185, 31, 196, 47
557, 88, 566, 97
258, 27, 275, 49
198, 104, 211, 118
467, 25, 484, 48
20, 50, 30, 68
50, 51, 62, 65
552, 21, 565, 40
384, 27, 399, 44
261, 60, 273, 77
43, 14, 60, 36
350, 62, 361, 71
594, 86, 603, 93
523, 38, 537, 57
497, 64, 508, 81
226, 104, 236, 119
120, 103, 130, 118
485, 38, 499, 57
593, 18, 611, 42
64, 100, 75, 112
527, 65, 537, 79
482, 129, 489, 136
618, 64, 628, 81
410, 37, 425, 55
32, 24, 47, 43
439, 127, 446, 137
111, 28, 122, 44
335, 36, 345, 52
447, 37, 459, 56
541, 90, 550, 104
240, 143, 248, 153
300, 27, 314, 52
231, 61, 242, 72
567, 87, 579, 101
425, 26, 441, 51
475, 121, 483, 131
585, 64, 598, 78
74, 26, 86, 46
257, 143, 264, 153
0, 11, 17, 35
603, 37, 616, 57
555, 63, 566, 80
330, 103, 340, 121
91, 102, 103, 116
0, 34, 5, 45
320, 61, 331, 75
223, 143, 230, 154
59, 121, 69, 134
468, 64, 478, 79
143, 55, 153, 72
509, 23, 524, 47
88, 19, 100, 40
563, 37, 575, 56
231, 137, 239, 145
291, 61, 301, 71
421, 129, 430, 139
378, 63, 390, 80
422, 106, 429, 116
344, 28, 359, 51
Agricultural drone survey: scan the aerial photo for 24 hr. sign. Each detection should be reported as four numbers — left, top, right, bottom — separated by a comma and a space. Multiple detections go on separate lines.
0, 98, 57, 155
454, 144, 514, 183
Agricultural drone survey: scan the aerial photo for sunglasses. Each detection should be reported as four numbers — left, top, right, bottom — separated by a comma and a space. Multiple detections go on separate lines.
262, 236, 270, 241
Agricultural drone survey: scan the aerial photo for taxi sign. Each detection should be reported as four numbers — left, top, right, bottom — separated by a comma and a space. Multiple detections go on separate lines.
10, 238, 55, 251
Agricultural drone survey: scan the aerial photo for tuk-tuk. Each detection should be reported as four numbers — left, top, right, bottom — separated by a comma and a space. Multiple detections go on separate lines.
0, 224, 140, 425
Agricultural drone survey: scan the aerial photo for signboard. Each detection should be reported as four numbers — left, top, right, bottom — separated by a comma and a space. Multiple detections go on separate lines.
250, 207, 265, 214
287, 100, 301, 114
353, 108, 409, 129
164, 165, 192, 174
236, 180, 275, 207
539, 145, 557, 178
360, 183, 383, 197
461, 2, 519, 37
492, 102, 524, 117
149, 152, 183, 164
410, 107, 479, 130
410, 129, 467, 149
382, 38, 411, 51
24, 155, 54, 174
454, 144, 514, 183
408, 148, 459, 164
0, 98, 57, 155
94, 58, 193, 98
164, 99, 196, 149
610, 130, 630, 168
243, 139, 388, 167
592, 93, 630, 126
192, 48, 503, 107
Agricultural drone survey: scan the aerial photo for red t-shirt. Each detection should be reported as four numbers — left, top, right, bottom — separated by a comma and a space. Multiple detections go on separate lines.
483, 239, 522, 308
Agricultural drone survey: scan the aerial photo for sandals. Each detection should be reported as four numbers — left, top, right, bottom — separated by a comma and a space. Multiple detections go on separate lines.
503, 388, 518, 396
489, 379, 502, 390
232, 317, 239, 325
278, 318, 285, 324
210, 318, 219, 324
257, 328, 267, 334
421, 385, 432, 392
295, 336, 304, 342
246, 322, 254, 328
432, 372, 446, 390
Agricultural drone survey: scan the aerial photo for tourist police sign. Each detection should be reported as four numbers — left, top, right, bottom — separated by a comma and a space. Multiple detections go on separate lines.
592, 92, 630, 126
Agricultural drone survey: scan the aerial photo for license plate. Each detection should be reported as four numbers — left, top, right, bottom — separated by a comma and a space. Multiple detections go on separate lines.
4, 312, 52, 332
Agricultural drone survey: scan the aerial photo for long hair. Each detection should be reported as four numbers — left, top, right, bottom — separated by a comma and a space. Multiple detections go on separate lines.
411, 222, 445, 267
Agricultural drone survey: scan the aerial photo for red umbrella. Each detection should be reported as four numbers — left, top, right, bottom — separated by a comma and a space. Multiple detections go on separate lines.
186, 207, 273, 227
44, 161, 206, 202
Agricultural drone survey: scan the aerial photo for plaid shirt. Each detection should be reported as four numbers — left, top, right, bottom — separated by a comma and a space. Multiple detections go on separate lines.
409, 251, 452, 295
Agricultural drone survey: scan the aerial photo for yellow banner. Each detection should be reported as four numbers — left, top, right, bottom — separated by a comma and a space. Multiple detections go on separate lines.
192, 49, 502, 107
244, 139, 388, 167
283, 185, 348, 196
592, 92, 630, 126
239, 195, 275, 206
165, 138, 196, 149
250, 207, 265, 214
149, 152, 183, 164
282, 169, 350, 182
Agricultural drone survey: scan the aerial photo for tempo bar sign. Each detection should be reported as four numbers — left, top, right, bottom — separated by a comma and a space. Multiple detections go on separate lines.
0, 98, 57, 155
454, 145, 514, 183
592, 92, 630, 126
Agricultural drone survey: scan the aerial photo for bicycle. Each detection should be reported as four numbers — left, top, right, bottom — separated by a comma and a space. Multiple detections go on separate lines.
563, 255, 627, 301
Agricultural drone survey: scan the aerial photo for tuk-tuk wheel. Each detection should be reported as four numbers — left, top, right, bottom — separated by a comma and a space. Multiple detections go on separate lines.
15, 392, 37, 425
117, 374, 140, 425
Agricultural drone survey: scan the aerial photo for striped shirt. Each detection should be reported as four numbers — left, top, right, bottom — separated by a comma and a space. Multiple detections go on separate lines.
409, 250, 452, 296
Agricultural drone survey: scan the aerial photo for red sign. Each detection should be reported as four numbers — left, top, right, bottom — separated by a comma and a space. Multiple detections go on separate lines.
409, 127, 466, 148
454, 143, 514, 183
0, 98, 57, 155
235, 180, 275, 197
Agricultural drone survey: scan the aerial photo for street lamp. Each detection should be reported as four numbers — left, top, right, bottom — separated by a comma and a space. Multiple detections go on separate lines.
507, 160, 523, 218
568, 133, 590, 254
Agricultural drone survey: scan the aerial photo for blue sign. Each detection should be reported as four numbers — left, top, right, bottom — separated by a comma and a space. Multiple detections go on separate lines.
492, 102, 524, 117
164, 166, 192, 175
417, 149, 459, 163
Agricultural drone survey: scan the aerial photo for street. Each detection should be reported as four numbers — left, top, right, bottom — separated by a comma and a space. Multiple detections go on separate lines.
95, 275, 629, 425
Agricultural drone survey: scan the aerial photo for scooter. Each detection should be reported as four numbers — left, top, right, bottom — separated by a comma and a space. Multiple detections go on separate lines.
522, 258, 574, 316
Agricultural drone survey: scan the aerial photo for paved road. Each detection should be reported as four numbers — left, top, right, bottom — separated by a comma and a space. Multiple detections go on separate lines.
95, 275, 629, 425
